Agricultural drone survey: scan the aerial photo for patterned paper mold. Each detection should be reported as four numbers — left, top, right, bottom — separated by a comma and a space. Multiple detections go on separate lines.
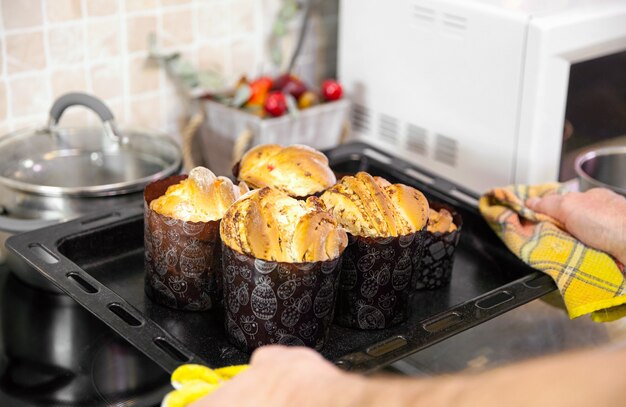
334, 231, 425, 330
411, 202, 463, 290
221, 243, 342, 353
144, 175, 222, 311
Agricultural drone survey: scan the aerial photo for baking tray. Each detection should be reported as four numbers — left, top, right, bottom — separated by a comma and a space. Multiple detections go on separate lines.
6, 142, 556, 374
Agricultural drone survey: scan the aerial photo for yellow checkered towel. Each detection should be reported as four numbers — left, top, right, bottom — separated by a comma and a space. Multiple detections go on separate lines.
162, 364, 249, 407
479, 183, 626, 322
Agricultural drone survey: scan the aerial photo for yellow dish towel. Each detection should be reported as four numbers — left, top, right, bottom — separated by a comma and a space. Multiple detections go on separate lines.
162, 364, 249, 407
479, 183, 626, 322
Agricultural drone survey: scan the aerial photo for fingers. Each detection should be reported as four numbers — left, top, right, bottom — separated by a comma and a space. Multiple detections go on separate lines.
250, 345, 324, 366
250, 345, 287, 365
526, 194, 565, 221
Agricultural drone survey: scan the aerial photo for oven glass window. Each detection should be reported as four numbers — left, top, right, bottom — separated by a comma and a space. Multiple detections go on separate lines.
559, 50, 626, 181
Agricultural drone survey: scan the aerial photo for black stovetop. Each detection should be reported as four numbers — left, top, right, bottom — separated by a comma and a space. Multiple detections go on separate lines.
0, 265, 170, 407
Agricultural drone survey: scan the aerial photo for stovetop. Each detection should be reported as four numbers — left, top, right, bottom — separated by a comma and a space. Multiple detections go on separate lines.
0, 265, 170, 407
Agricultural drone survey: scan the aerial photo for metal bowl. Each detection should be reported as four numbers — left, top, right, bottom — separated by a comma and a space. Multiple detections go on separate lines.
575, 146, 626, 196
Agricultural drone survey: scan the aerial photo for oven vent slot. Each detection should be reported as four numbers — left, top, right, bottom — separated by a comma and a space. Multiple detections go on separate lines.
351, 104, 371, 134
434, 134, 458, 166
378, 113, 399, 143
413, 4, 435, 24
406, 123, 428, 155
442, 13, 467, 31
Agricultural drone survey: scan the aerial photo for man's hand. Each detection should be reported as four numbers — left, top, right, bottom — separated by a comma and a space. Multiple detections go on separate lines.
526, 188, 626, 264
189, 346, 365, 407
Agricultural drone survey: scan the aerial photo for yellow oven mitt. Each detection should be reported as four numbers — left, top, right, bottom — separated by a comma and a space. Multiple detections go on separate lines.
479, 183, 626, 322
162, 364, 249, 407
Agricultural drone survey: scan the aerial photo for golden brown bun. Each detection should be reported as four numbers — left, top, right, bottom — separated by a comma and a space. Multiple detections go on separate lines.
427, 208, 458, 234
237, 144, 336, 197
220, 187, 347, 262
150, 167, 249, 222
321, 172, 429, 238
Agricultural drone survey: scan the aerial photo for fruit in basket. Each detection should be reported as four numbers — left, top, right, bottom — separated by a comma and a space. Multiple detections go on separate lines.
273, 73, 307, 99
247, 76, 273, 106
298, 91, 318, 109
264, 91, 288, 117
321, 80, 343, 101
217, 74, 344, 118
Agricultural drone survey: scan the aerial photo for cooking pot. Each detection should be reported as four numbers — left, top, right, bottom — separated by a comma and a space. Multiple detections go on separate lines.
575, 146, 626, 197
0, 93, 182, 292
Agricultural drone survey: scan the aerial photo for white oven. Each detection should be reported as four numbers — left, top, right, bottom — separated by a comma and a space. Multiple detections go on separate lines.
338, 0, 626, 193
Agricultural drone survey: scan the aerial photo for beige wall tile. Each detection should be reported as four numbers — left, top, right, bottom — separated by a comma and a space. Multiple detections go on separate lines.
128, 55, 160, 94
0, 0, 339, 138
9, 74, 51, 117
87, 19, 120, 62
0, 81, 6, 122
130, 94, 162, 128
0, 124, 10, 137
90, 61, 124, 100
6, 32, 47, 74
161, 0, 191, 5
231, 38, 257, 78
161, 89, 185, 138
127, 15, 156, 53
198, 2, 229, 40
55, 105, 97, 127
48, 25, 85, 66
9, 114, 49, 132
197, 42, 226, 73
161, 9, 194, 48
85, 0, 118, 16
46, 0, 82, 22
125, 0, 158, 12
2, 0, 43, 30
104, 99, 125, 123
231, 0, 256, 36
51, 67, 87, 97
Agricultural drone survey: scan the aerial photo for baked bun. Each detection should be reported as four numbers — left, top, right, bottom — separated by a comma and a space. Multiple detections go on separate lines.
220, 187, 347, 262
237, 144, 336, 197
320, 172, 429, 238
427, 208, 458, 234
150, 166, 249, 222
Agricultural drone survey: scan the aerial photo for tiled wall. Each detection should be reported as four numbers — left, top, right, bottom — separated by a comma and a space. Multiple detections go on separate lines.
0, 0, 338, 139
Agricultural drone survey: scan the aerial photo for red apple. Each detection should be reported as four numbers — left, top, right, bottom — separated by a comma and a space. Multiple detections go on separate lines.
321, 80, 343, 101
264, 91, 287, 117
273, 73, 307, 99
272, 73, 293, 90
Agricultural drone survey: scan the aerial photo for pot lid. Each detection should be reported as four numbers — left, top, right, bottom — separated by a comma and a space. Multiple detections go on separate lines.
0, 93, 182, 197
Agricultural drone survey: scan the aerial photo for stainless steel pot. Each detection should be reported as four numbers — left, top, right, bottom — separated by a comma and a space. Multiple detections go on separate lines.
575, 146, 626, 196
0, 93, 182, 292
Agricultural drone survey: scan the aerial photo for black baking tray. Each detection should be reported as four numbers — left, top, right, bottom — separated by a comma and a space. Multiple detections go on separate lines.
6, 142, 556, 374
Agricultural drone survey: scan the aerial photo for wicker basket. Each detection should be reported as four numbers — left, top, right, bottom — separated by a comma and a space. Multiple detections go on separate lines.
198, 98, 350, 176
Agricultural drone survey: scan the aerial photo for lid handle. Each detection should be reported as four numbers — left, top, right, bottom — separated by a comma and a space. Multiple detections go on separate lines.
49, 92, 115, 125
48, 92, 120, 142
